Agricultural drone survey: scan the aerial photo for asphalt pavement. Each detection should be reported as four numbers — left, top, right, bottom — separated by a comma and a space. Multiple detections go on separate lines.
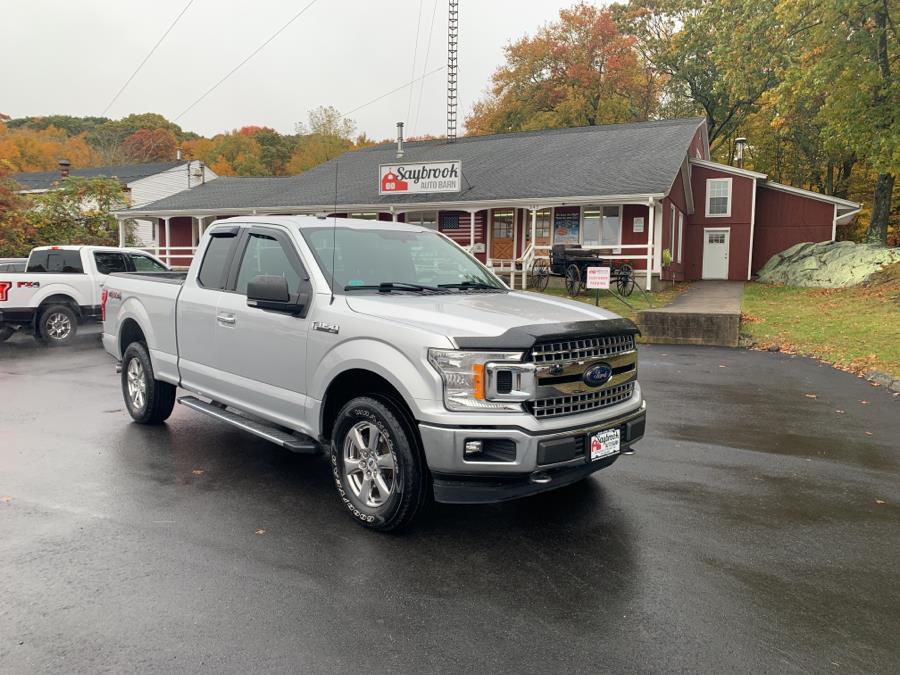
1, 327, 898, 673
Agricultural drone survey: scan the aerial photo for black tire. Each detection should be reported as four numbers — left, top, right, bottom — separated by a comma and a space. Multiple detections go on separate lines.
38, 304, 78, 346
330, 396, 428, 531
565, 264, 582, 297
530, 258, 550, 291
121, 341, 176, 425
616, 264, 635, 297
0, 326, 13, 342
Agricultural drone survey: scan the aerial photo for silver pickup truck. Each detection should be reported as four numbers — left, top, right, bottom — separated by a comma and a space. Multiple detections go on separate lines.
102, 216, 645, 530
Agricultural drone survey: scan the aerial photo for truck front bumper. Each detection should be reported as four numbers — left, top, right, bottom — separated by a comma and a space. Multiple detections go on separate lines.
418, 402, 646, 504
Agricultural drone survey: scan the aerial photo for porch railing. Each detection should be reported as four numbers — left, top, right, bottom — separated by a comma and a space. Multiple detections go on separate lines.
135, 246, 198, 268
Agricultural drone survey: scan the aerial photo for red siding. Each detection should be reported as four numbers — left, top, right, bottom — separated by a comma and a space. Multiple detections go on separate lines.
689, 126, 708, 160
684, 165, 754, 280
752, 186, 834, 273
157, 216, 194, 267
621, 204, 650, 271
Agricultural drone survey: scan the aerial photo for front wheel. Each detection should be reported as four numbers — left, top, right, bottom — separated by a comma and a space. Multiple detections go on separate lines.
331, 396, 429, 531
121, 341, 176, 424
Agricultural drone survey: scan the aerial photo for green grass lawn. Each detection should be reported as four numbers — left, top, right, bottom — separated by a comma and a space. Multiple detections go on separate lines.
532, 282, 688, 323
741, 264, 900, 378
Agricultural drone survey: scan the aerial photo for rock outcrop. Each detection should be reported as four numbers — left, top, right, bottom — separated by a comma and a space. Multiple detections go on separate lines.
756, 241, 900, 287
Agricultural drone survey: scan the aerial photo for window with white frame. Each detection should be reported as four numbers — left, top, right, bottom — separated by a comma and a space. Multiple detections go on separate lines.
524, 208, 551, 240
583, 205, 621, 248
705, 178, 732, 217
677, 212, 684, 263
405, 211, 439, 230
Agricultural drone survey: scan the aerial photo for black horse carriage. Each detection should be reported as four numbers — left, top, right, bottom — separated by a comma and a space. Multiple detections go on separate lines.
530, 244, 636, 297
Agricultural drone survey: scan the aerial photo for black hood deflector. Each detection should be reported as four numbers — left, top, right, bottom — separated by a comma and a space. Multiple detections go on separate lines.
453, 317, 640, 350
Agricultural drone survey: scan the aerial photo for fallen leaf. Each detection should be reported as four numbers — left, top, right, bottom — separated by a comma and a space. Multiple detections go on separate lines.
860, 400, 869, 405
864, 431, 873, 436
835, 410, 845, 414
191, 469, 204, 476
255, 529, 266, 535
0, 496, 11, 504
875, 499, 886, 505
718, 364, 727, 368
805, 393, 817, 399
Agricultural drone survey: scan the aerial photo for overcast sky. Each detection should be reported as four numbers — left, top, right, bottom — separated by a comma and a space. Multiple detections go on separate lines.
2, 0, 573, 139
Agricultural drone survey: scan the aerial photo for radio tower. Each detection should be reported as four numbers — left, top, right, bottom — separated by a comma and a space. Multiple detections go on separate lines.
446, 0, 459, 141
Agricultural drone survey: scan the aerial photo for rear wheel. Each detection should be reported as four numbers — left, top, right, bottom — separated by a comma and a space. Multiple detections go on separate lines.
121, 341, 176, 424
530, 258, 550, 291
38, 304, 77, 346
616, 264, 635, 297
330, 396, 428, 531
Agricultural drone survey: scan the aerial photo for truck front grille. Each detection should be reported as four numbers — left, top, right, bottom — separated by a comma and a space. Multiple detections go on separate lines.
531, 334, 634, 365
527, 382, 635, 419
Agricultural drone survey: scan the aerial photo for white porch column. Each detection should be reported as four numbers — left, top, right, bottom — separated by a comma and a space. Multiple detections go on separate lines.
530, 207, 537, 246
163, 217, 171, 266
117, 217, 125, 247
468, 209, 478, 251
512, 209, 519, 261
646, 200, 655, 290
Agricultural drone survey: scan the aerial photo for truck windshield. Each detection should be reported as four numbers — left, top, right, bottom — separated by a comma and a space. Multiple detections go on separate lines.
301, 227, 504, 292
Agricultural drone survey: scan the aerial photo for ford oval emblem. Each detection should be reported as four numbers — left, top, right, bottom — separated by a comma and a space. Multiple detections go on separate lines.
583, 364, 613, 388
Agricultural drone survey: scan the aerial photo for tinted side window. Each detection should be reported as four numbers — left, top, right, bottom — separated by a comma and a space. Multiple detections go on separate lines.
43, 251, 84, 273
128, 254, 167, 272
197, 235, 236, 289
26, 251, 49, 272
94, 252, 128, 274
235, 233, 302, 295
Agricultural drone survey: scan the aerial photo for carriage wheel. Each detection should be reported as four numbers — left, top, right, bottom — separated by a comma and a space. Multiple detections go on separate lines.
565, 264, 582, 297
616, 264, 635, 297
530, 258, 550, 291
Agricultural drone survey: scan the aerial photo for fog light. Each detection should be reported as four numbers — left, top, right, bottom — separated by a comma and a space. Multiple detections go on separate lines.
464, 440, 483, 457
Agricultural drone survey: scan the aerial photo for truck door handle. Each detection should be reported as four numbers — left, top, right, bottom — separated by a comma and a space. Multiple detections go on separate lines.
217, 313, 236, 326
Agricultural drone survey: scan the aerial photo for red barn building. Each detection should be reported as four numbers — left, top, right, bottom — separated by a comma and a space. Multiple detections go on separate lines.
119, 118, 859, 288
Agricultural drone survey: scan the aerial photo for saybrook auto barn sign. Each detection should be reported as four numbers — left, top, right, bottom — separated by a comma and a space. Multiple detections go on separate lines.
379, 161, 461, 195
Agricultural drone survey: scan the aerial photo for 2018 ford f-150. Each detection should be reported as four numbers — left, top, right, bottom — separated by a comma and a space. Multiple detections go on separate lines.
101, 216, 646, 530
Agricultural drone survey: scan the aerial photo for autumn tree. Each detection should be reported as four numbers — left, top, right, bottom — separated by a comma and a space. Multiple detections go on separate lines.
0, 171, 33, 257
0, 123, 98, 172
287, 107, 357, 174
465, 3, 658, 135
122, 128, 178, 162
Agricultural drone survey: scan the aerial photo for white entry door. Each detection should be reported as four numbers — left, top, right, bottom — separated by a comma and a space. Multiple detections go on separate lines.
702, 229, 730, 279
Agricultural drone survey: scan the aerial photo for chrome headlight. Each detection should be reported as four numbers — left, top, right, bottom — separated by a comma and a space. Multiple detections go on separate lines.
427, 349, 530, 412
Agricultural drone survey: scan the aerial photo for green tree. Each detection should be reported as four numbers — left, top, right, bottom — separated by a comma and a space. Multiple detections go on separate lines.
24, 177, 131, 248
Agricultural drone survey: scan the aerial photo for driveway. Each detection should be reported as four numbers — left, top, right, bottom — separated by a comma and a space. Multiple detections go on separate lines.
1, 336, 897, 673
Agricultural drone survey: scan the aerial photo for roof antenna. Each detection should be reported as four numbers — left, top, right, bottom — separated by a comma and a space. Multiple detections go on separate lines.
329, 159, 338, 305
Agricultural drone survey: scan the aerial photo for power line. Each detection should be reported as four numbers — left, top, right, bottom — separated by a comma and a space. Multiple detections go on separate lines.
174, 0, 322, 122
101, 0, 196, 117
343, 65, 445, 118
405, 0, 425, 124
413, 0, 440, 136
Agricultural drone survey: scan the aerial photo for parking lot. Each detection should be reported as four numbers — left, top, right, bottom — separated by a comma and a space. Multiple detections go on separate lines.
1, 328, 898, 673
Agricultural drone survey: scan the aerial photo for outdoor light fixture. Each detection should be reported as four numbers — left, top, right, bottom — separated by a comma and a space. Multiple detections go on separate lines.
735, 137, 747, 168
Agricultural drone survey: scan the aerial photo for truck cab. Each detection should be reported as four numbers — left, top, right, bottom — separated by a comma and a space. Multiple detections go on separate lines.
102, 216, 645, 530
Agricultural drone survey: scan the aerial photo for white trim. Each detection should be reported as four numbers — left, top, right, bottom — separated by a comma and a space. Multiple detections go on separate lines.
759, 180, 860, 209
116, 193, 668, 219
835, 206, 861, 226
676, 211, 683, 263
702, 227, 731, 280
747, 177, 757, 280
832, 203, 837, 241
690, 158, 767, 180
705, 177, 732, 218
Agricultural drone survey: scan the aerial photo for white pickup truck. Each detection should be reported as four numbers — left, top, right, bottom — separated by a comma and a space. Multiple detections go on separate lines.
0, 245, 168, 345
101, 216, 646, 531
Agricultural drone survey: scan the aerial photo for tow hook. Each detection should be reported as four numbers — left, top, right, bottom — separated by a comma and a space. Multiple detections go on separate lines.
530, 471, 552, 485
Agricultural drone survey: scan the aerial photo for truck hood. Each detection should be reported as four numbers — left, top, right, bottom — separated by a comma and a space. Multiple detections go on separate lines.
345, 291, 621, 341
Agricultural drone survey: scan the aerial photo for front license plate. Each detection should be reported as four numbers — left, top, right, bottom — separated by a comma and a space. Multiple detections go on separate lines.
590, 428, 620, 461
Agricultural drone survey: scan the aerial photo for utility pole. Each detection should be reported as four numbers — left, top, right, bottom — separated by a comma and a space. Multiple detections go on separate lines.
447, 0, 458, 141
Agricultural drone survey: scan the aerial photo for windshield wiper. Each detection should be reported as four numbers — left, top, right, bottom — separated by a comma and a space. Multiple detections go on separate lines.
344, 281, 443, 293
438, 281, 501, 290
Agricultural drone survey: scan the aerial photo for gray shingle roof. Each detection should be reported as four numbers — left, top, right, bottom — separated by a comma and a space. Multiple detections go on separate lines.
14, 161, 186, 191
127, 118, 705, 214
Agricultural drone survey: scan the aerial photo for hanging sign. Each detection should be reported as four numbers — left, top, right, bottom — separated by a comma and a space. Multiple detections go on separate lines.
633, 217, 644, 233
554, 210, 580, 244
586, 266, 611, 290
379, 161, 461, 195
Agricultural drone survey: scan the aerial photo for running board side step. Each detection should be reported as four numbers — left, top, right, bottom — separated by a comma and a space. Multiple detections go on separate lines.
177, 396, 320, 454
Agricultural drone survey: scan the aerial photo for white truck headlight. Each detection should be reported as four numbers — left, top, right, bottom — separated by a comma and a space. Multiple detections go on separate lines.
427, 349, 528, 412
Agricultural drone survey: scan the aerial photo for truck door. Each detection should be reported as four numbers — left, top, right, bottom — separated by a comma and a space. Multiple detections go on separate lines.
213, 227, 312, 431
176, 228, 239, 401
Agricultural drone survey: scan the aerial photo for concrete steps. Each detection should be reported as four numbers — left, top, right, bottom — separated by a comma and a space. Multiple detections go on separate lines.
634, 281, 744, 347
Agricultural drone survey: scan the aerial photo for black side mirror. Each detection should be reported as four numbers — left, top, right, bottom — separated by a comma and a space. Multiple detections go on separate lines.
247, 275, 309, 315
